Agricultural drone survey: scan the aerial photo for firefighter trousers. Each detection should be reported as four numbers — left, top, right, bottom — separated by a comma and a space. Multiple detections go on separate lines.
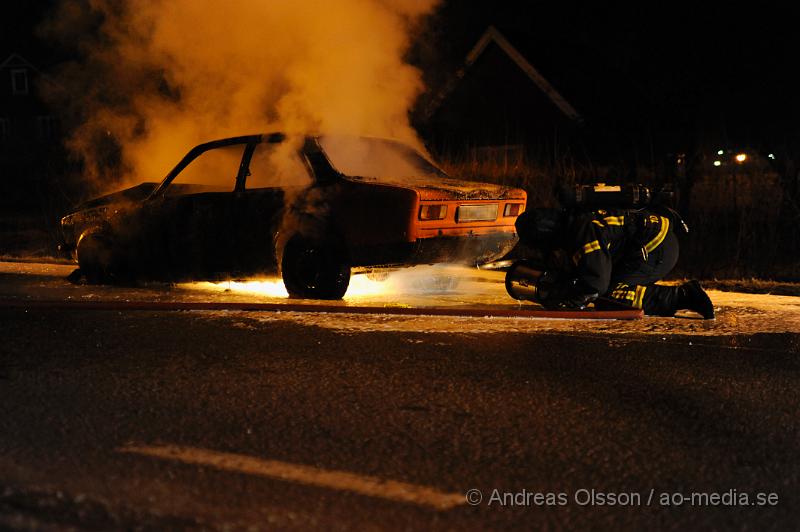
603, 231, 682, 316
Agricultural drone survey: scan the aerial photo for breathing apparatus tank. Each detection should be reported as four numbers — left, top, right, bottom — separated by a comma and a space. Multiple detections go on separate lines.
556, 182, 687, 232
557, 183, 654, 209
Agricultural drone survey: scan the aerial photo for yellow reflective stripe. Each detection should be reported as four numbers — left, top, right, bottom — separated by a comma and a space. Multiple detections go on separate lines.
603, 215, 625, 226
592, 219, 605, 227
644, 216, 670, 253
574, 240, 602, 263
611, 284, 636, 302
612, 292, 635, 301
582, 240, 602, 255
610, 283, 646, 307
633, 285, 646, 308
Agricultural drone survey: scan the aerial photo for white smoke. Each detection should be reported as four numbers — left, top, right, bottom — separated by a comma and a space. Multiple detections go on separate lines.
41, 0, 439, 188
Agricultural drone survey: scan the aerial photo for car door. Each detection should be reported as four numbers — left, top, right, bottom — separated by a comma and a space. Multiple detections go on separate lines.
233, 139, 313, 274
154, 143, 246, 278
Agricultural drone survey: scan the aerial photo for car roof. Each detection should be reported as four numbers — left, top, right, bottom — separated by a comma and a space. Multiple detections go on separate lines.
191, 132, 286, 151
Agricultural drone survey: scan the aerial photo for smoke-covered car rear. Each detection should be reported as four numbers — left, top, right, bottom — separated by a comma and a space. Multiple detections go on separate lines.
60, 133, 526, 299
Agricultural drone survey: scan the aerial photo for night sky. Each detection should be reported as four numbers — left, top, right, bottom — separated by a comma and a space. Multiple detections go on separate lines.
3, 1, 799, 155
415, 2, 800, 153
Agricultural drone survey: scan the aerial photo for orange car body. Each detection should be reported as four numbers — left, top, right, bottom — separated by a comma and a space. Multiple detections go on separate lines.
60, 133, 526, 295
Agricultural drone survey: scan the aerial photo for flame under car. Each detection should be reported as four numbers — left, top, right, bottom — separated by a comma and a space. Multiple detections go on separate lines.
60, 134, 526, 299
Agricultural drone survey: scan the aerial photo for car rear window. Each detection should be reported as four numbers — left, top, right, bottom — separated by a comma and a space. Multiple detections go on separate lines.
319, 136, 446, 182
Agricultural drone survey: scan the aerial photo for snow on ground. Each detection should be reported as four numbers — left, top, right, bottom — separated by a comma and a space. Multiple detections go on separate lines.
212, 289, 800, 336
2, 261, 799, 336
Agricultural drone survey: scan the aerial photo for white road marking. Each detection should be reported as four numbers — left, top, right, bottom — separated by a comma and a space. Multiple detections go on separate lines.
118, 444, 465, 511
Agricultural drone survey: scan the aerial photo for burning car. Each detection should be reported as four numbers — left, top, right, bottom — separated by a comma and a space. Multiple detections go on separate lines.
60, 133, 526, 299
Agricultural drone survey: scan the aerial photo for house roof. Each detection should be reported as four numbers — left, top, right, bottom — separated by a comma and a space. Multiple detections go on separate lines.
422, 25, 582, 123
1, 52, 64, 94
1, 52, 43, 73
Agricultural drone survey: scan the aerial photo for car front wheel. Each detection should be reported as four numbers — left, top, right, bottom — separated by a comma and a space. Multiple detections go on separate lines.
76, 227, 115, 283
280, 237, 351, 299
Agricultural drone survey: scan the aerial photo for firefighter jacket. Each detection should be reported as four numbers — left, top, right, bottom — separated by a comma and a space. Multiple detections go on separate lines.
566, 209, 673, 298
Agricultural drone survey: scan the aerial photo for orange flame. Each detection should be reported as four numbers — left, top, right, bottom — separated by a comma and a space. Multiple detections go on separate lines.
185, 274, 390, 300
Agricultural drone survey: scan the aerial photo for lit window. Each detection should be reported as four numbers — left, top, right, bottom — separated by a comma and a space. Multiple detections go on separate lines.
11, 69, 29, 95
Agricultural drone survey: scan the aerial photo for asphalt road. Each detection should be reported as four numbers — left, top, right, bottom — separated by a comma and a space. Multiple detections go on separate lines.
1, 262, 799, 530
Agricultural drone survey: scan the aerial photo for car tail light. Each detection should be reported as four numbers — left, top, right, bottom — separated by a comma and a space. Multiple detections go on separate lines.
504, 203, 524, 217
419, 204, 447, 220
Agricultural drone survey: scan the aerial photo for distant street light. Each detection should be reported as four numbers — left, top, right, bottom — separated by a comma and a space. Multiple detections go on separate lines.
735, 153, 747, 163
713, 160, 722, 167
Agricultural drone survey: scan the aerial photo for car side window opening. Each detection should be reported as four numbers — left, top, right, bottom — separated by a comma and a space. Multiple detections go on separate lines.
166, 144, 245, 195
245, 141, 312, 190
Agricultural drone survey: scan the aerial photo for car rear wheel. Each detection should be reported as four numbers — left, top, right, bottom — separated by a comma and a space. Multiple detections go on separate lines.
281, 237, 351, 299
365, 270, 392, 282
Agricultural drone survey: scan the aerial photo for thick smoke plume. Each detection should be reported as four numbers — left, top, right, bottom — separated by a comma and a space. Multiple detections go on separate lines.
41, 0, 438, 188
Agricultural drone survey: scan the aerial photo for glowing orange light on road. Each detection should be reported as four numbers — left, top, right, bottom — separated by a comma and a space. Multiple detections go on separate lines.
185, 274, 391, 300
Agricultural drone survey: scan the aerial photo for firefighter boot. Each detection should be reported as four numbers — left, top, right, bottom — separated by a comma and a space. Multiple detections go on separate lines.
678, 280, 715, 319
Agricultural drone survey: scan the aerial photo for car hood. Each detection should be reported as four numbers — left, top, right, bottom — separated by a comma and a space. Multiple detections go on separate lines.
344, 175, 525, 201
76, 182, 159, 211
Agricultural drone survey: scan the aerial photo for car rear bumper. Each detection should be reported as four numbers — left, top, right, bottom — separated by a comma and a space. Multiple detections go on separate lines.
351, 232, 518, 268
412, 232, 518, 265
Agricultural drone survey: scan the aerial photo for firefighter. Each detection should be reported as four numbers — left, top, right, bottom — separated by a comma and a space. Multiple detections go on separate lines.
512, 207, 715, 319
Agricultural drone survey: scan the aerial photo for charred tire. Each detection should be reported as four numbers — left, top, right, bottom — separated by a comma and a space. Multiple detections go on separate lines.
76, 228, 115, 284
365, 270, 391, 282
281, 237, 351, 299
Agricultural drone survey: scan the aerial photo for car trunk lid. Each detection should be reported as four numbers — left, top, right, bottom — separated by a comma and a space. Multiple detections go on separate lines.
344, 174, 524, 201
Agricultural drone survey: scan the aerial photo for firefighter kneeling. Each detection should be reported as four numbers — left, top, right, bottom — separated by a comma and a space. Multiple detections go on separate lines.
507, 206, 714, 319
